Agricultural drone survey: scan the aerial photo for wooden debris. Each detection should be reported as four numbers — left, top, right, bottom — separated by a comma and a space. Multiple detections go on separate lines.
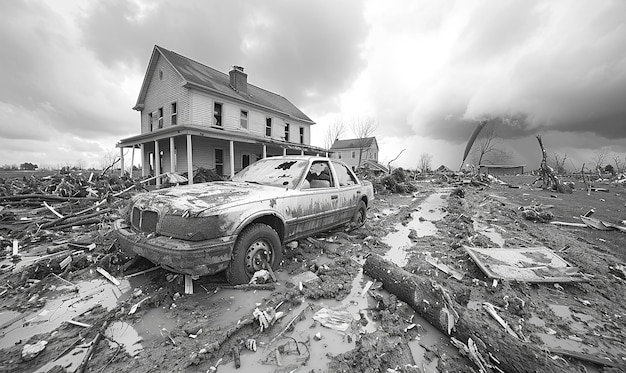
96, 267, 121, 286
66, 319, 92, 328
363, 254, 566, 373
184, 275, 194, 294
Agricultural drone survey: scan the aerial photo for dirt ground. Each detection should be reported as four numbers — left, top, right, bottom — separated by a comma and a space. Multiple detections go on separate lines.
1, 175, 626, 373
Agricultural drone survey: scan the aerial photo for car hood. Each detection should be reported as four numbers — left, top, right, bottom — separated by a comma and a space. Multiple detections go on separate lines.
131, 181, 287, 216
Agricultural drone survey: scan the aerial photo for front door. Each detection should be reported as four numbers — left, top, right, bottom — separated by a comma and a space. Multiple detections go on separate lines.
215, 148, 224, 176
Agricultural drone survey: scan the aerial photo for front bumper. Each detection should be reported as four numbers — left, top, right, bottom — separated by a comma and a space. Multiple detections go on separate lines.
114, 219, 235, 276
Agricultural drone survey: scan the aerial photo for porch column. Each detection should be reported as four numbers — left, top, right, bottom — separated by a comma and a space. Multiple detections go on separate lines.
141, 144, 147, 177
229, 140, 235, 178
169, 137, 175, 173
325, 151, 328, 157
300, 149, 304, 156
154, 140, 161, 186
130, 147, 135, 177
119, 147, 125, 177
283, 148, 287, 156
262, 144, 267, 159
186, 134, 193, 185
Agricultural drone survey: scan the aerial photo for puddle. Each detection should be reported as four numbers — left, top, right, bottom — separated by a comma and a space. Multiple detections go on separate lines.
0, 273, 135, 350
472, 219, 506, 247
548, 304, 595, 333
382, 193, 447, 267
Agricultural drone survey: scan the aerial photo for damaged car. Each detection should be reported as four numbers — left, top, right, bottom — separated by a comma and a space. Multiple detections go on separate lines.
114, 156, 374, 284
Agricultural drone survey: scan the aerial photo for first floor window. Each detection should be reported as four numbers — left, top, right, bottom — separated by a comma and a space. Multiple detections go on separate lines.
240, 110, 248, 129
242, 154, 250, 168
266, 117, 272, 137
171, 102, 177, 125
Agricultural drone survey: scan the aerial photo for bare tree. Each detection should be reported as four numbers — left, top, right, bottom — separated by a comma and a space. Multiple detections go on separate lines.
613, 155, 626, 174
350, 117, 378, 168
324, 121, 346, 149
551, 153, 568, 175
471, 123, 512, 165
99, 149, 120, 173
418, 152, 432, 172
592, 148, 611, 172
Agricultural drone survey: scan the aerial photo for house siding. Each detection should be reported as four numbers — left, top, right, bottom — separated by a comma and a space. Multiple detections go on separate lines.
142, 55, 187, 133
187, 91, 309, 143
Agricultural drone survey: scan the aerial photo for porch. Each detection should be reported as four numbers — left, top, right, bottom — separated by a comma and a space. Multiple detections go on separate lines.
116, 124, 328, 185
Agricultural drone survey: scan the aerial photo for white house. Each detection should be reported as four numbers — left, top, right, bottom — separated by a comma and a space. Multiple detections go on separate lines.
329, 137, 380, 170
117, 45, 325, 184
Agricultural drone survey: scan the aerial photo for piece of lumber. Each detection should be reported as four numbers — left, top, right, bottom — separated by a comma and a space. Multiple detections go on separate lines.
363, 254, 565, 373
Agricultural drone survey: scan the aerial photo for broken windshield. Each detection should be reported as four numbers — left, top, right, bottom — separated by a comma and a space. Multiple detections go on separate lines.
232, 158, 308, 189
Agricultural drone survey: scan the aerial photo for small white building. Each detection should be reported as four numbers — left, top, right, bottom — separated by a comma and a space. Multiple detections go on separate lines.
117, 45, 325, 183
329, 137, 379, 170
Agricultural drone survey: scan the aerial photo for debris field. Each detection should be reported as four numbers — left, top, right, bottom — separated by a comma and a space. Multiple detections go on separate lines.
1, 170, 625, 372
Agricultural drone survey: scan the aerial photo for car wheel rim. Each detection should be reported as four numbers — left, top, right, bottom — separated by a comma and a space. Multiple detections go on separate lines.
357, 209, 365, 224
245, 239, 272, 274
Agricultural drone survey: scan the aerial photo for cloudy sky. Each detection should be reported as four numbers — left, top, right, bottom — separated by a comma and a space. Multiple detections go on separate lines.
1, 0, 625, 171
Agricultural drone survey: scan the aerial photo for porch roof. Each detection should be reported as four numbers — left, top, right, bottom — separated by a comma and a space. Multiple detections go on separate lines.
116, 124, 327, 153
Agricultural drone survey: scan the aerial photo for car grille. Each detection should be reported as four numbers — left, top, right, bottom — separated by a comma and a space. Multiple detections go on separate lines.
131, 207, 159, 234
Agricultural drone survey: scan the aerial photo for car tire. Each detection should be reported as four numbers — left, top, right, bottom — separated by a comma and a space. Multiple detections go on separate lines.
226, 223, 283, 285
348, 200, 367, 231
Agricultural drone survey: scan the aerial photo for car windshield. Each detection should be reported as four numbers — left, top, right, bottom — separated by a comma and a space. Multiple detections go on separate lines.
232, 158, 308, 189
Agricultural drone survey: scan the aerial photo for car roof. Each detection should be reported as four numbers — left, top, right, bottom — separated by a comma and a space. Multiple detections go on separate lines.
261, 155, 332, 162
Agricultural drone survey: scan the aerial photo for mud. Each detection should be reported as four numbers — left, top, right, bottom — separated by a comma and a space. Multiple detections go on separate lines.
1, 178, 626, 372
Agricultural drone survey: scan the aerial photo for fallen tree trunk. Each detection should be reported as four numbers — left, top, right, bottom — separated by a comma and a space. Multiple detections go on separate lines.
363, 254, 565, 373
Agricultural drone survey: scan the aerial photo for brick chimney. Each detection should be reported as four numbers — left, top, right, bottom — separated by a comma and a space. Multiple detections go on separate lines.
229, 66, 247, 93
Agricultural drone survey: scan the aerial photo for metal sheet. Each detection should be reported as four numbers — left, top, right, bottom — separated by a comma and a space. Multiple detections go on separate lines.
463, 246, 586, 282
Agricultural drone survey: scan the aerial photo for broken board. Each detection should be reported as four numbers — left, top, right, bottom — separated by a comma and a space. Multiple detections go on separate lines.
463, 246, 586, 282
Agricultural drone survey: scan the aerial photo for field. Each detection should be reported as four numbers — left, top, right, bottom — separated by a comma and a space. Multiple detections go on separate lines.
1, 175, 625, 372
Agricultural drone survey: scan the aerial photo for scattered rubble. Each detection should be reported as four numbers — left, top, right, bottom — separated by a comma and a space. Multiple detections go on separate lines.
1, 168, 625, 373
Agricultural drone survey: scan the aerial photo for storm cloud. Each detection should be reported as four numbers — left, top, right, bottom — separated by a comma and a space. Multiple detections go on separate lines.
0, 0, 624, 169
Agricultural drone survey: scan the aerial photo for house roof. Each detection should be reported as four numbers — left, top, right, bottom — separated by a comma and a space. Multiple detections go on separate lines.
330, 137, 377, 150
134, 45, 314, 124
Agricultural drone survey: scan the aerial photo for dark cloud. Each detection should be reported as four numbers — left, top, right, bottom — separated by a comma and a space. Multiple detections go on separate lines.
79, 0, 368, 111
361, 1, 626, 145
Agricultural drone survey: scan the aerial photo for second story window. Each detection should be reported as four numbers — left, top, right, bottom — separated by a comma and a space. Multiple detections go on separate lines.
240, 110, 248, 129
284, 123, 290, 141
148, 112, 153, 131
299, 127, 304, 144
266, 118, 272, 137
171, 102, 177, 125
352, 151, 356, 159
214, 102, 222, 127
158, 107, 163, 129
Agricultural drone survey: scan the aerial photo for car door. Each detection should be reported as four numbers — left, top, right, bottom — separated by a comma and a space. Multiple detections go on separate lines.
288, 160, 340, 238
331, 161, 363, 224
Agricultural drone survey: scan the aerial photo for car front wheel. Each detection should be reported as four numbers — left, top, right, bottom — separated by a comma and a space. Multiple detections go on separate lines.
226, 223, 283, 285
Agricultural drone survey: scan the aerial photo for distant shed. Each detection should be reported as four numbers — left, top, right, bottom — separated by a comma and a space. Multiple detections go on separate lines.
479, 164, 525, 176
